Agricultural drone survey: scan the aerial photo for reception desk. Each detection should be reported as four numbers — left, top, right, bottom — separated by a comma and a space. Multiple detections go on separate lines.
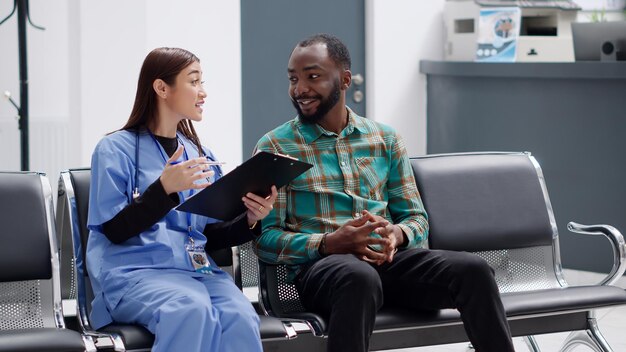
420, 60, 626, 273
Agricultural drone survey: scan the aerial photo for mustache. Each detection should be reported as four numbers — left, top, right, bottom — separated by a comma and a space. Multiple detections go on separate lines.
293, 94, 322, 101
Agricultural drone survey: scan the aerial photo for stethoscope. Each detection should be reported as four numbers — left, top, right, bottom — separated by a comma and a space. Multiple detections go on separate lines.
132, 128, 223, 201
132, 128, 224, 243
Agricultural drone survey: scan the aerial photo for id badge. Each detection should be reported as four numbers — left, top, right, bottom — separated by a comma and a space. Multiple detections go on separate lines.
186, 244, 212, 274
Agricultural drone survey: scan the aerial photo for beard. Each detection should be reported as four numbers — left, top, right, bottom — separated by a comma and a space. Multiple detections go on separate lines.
291, 79, 341, 124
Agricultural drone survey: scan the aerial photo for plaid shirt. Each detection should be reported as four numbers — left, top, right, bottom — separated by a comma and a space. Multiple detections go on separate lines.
254, 108, 429, 281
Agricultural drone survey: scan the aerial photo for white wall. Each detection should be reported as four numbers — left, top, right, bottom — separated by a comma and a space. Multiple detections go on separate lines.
0, 0, 76, 175
77, 0, 242, 169
366, 0, 446, 156
2, 1, 446, 177
4, 2, 626, 172
0, 0, 242, 181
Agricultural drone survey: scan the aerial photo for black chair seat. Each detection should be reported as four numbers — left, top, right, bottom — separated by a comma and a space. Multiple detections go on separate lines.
373, 286, 626, 330
100, 315, 291, 348
286, 285, 626, 335
501, 285, 626, 317
101, 323, 154, 350
0, 328, 86, 352
285, 307, 462, 334
375, 307, 461, 330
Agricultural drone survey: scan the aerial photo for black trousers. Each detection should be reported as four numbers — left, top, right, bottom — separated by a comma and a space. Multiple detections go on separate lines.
295, 248, 515, 352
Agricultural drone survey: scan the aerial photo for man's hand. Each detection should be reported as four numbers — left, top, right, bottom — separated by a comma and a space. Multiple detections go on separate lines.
362, 210, 405, 264
324, 214, 390, 263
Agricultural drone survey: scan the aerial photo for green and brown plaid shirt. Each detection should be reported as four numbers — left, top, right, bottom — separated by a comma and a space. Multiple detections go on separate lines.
254, 108, 429, 281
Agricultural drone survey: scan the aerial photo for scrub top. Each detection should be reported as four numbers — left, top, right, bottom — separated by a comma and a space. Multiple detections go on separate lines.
86, 128, 223, 329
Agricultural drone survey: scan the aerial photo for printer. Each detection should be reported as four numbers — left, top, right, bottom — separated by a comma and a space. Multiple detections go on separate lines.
444, 0, 580, 62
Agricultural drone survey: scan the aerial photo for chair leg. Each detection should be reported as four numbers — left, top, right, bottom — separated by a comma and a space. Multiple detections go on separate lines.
523, 335, 541, 352
587, 318, 613, 352
560, 318, 613, 352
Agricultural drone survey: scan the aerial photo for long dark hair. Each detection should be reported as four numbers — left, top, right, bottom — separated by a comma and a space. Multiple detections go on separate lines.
121, 47, 204, 155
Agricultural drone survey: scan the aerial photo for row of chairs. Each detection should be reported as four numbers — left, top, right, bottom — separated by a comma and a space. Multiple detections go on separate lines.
2, 152, 626, 351
0, 170, 314, 352
255, 152, 626, 351
55, 169, 316, 351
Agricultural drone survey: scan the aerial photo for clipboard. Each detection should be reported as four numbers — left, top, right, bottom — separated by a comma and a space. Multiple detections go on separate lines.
177, 151, 313, 220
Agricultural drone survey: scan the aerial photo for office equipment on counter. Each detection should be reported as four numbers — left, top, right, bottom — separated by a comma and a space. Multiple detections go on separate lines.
475, 7, 522, 62
572, 21, 626, 61
444, 0, 580, 62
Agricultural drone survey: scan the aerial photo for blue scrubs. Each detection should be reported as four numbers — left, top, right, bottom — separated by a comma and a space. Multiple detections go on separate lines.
87, 129, 261, 352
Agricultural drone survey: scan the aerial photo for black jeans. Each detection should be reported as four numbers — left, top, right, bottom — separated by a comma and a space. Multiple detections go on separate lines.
295, 248, 515, 352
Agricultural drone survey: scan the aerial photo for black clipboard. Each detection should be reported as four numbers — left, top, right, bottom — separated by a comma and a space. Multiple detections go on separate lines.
177, 151, 313, 220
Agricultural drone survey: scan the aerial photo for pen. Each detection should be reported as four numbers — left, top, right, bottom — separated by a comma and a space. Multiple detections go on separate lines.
168, 160, 226, 166
205, 156, 227, 166
167, 159, 225, 185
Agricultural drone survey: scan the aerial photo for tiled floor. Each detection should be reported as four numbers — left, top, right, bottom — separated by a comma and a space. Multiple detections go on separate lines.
388, 269, 626, 352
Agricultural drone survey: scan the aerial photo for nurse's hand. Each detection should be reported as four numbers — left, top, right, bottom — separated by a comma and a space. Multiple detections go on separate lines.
243, 185, 278, 226
160, 146, 214, 195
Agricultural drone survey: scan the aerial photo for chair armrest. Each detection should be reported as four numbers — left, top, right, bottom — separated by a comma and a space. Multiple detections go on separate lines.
567, 222, 626, 286
261, 312, 324, 337
75, 296, 125, 351
283, 319, 322, 336
257, 261, 325, 336
78, 329, 124, 352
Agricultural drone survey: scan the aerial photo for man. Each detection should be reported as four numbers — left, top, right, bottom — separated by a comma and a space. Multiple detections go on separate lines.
254, 33, 515, 352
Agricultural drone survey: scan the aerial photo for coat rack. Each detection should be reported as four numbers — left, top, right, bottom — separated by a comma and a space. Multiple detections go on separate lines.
0, 0, 45, 171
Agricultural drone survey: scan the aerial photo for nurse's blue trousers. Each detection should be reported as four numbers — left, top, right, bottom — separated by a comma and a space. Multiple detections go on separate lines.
110, 270, 262, 352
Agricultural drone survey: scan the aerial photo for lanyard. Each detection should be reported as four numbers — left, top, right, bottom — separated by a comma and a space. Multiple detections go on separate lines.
147, 131, 197, 243
133, 131, 141, 200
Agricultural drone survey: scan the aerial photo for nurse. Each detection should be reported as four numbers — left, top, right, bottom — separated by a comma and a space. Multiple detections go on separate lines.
86, 47, 276, 352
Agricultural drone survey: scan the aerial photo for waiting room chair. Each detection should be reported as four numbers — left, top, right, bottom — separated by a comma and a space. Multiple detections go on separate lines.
57, 169, 140, 351
234, 241, 321, 351
57, 168, 302, 351
0, 171, 94, 352
257, 152, 626, 351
